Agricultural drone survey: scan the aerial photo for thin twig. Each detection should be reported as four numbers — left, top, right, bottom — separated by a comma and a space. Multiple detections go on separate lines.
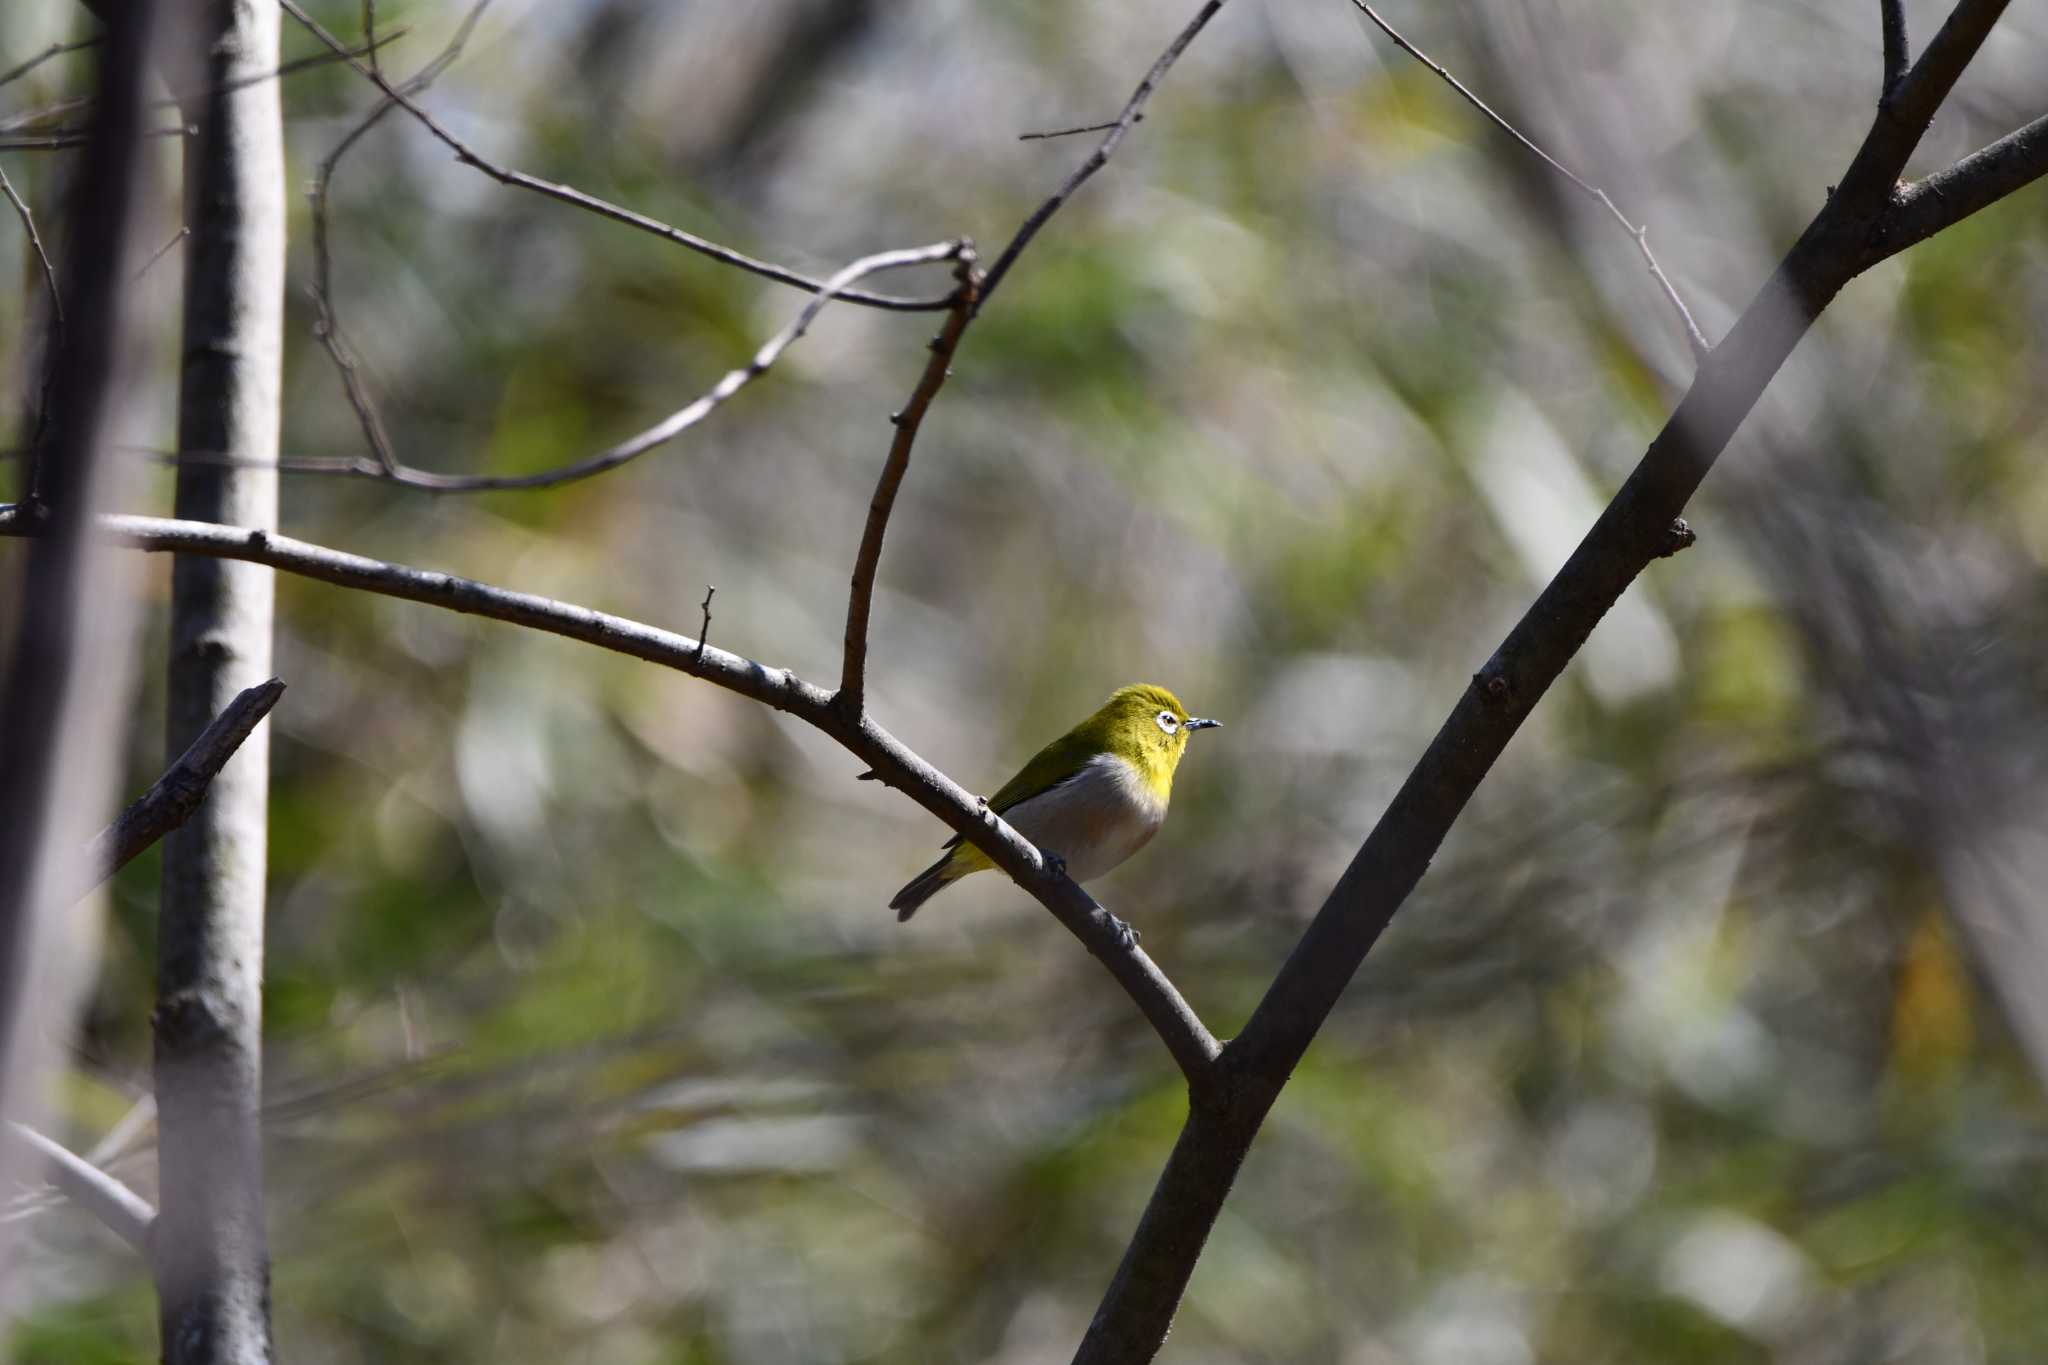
839, 251, 980, 712
278, 0, 952, 313
978, 0, 1230, 308
0, 31, 406, 135
1348, 0, 1711, 360
315, 240, 966, 492
1020, 115, 1140, 142
362, 0, 382, 78
0, 38, 100, 92
63, 679, 286, 906
307, 0, 495, 478
696, 586, 715, 659
131, 225, 190, 283
0, 504, 1222, 1080
0, 164, 60, 328
6, 1123, 154, 1253
0, 125, 192, 150
1880, 0, 1911, 105
0, 161, 61, 488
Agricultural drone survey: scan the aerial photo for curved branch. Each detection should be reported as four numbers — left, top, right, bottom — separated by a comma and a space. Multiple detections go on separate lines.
0, 507, 1222, 1082
276, 0, 953, 314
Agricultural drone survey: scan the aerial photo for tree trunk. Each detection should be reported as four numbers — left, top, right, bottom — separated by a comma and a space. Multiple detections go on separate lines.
154, 0, 287, 1359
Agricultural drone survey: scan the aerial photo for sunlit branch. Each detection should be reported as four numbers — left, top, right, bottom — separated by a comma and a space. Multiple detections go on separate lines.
0, 506, 1223, 1082
6, 1123, 155, 1254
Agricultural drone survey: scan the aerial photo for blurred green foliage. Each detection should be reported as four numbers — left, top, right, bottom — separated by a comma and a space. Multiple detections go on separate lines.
5, 0, 2048, 1361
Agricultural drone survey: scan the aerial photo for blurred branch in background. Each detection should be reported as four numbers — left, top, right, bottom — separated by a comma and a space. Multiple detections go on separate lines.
5, 1123, 154, 1255
1347, 0, 1711, 360
0, 0, 155, 1313
279, 0, 955, 314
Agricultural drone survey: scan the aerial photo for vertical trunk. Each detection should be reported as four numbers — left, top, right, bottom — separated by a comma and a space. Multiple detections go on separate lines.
154, 0, 287, 1360
0, 3, 156, 1299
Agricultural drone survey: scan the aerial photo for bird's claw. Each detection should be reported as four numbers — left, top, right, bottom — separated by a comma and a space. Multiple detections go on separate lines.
1108, 913, 1140, 948
1044, 851, 1068, 879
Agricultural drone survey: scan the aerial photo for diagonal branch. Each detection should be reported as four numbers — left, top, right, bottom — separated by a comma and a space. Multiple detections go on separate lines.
839, 251, 979, 711
6, 1122, 154, 1254
980, 0, 1231, 307
1069, 0, 2022, 1358
0, 506, 1223, 1082
1878, 111, 2048, 260
59, 679, 286, 907
277, 0, 952, 314
1347, 0, 1711, 359
0, 38, 100, 92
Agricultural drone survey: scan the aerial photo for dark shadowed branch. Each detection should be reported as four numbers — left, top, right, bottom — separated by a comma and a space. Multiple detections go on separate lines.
1068, 2, 2025, 1360
1880, 0, 1910, 102
839, 251, 979, 711
1347, 0, 1711, 359
60, 679, 286, 907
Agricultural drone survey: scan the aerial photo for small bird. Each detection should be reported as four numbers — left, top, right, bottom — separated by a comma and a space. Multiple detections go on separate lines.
890, 683, 1220, 922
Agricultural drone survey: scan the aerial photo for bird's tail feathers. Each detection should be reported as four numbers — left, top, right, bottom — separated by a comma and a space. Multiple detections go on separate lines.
891, 852, 960, 921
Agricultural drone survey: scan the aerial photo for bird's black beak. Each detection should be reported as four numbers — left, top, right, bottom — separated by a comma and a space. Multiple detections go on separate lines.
1184, 717, 1221, 732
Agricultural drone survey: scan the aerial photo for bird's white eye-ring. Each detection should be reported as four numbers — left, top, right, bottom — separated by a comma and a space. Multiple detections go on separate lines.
1155, 711, 1180, 735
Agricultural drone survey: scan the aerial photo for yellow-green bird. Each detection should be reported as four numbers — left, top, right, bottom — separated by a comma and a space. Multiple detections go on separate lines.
891, 683, 1220, 921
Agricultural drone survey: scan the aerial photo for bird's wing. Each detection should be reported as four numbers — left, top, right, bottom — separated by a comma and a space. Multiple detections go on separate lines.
938, 728, 1099, 849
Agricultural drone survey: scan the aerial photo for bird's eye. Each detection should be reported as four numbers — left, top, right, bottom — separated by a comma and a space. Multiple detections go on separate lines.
1155, 711, 1179, 735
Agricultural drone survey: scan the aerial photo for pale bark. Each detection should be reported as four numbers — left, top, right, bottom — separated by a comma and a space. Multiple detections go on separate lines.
154, 0, 288, 1359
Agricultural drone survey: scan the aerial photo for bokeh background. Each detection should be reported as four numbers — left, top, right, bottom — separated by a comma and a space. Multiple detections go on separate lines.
5, 0, 2048, 1360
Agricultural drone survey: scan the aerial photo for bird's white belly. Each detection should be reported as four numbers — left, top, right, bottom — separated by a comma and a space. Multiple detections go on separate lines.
1001, 753, 1166, 884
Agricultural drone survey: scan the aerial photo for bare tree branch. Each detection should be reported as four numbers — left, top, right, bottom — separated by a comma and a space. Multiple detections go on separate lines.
1880, 0, 1911, 103
0, 506, 1223, 1081
131, 225, 190, 282
0, 164, 61, 326
978, 0, 1230, 308
0, 32, 403, 138
1879, 111, 2048, 259
6, 1123, 154, 1254
0, 38, 100, 92
0, 125, 191, 150
1019, 116, 1139, 142
839, 251, 979, 712
1347, 0, 1711, 360
311, 237, 967, 492
306, 0, 493, 479
1070, 1, 2020, 1358
57, 679, 286, 907
277, 0, 954, 314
